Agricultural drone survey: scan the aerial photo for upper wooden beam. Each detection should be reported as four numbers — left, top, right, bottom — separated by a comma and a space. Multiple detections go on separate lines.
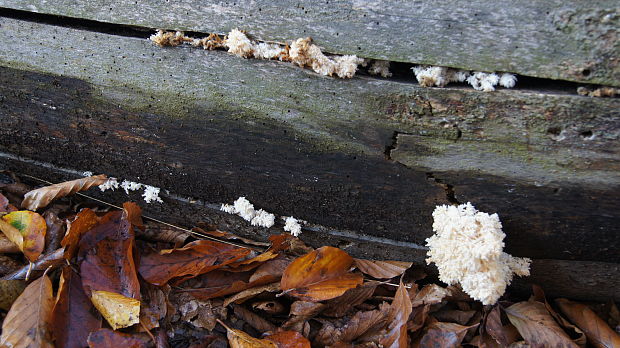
1, 0, 618, 85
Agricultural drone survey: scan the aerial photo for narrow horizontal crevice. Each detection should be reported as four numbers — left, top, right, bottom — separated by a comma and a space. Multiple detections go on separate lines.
1, 7, 616, 96
426, 172, 461, 205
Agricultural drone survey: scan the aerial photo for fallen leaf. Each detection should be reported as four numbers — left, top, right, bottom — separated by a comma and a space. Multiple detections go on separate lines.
252, 300, 287, 315
323, 285, 377, 317
232, 303, 277, 333
250, 258, 291, 283
532, 285, 586, 347
0, 275, 54, 348
505, 300, 579, 348
0, 279, 26, 310
432, 309, 476, 325
0, 192, 9, 212
224, 282, 280, 306
87, 328, 150, 348
138, 222, 189, 247
340, 303, 390, 343
91, 290, 141, 330
407, 304, 430, 332
0, 233, 20, 253
139, 280, 167, 330
555, 298, 620, 348
43, 210, 64, 253
264, 331, 311, 348
0, 254, 22, 275
418, 322, 478, 348
354, 259, 412, 279
0, 210, 47, 261
280, 246, 363, 302
411, 284, 451, 307
139, 240, 251, 285
485, 305, 518, 347
62, 208, 100, 260
52, 267, 102, 348
173, 292, 225, 330
380, 281, 413, 348
21, 174, 108, 210
218, 319, 278, 348
282, 301, 326, 330
1, 247, 65, 280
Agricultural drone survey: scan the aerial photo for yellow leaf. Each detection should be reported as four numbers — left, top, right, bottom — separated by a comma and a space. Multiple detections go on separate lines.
91, 290, 140, 330
218, 319, 277, 348
0, 210, 46, 262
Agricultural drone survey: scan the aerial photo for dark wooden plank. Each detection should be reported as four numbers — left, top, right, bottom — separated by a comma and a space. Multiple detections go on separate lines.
1, 0, 618, 85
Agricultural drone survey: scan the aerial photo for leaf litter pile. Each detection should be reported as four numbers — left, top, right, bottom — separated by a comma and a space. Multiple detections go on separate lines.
0, 172, 618, 348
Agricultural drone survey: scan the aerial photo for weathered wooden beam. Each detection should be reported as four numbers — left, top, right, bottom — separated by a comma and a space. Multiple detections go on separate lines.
0, 18, 618, 299
1, 1, 618, 85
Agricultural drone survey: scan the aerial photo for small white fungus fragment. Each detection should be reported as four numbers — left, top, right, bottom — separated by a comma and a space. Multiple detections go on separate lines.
224, 29, 254, 58
98, 178, 119, 192
120, 180, 143, 194
467, 72, 500, 92
220, 203, 236, 214
283, 216, 303, 237
368, 60, 392, 78
251, 209, 276, 228
289, 37, 363, 78
83, 171, 93, 177
142, 185, 163, 203
252, 42, 284, 60
499, 73, 517, 88
426, 202, 531, 305
233, 196, 256, 221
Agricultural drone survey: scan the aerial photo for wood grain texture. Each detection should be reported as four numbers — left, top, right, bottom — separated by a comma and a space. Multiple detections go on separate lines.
0, 0, 618, 85
0, 17, 618, 299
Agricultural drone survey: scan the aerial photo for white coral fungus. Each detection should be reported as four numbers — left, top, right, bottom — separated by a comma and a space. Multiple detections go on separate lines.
120, 180, 143, 194
368, 60, 392, 78
289, 37, 364, 78
283, 216, 303, 237
220, 197, 275, 228
426, 203, 531, 305
98, 177, 119, 192
224, 29, 254, 58
412, 65, 517, 91
142, 185, 163, 203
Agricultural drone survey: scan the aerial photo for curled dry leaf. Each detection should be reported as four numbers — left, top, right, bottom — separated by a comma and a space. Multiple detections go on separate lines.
218, 319, 278, 348
224, 282, 281, 306
52, 267, 102, 348
282, 301, 326, 331
252, 300, 287, 315
0, 279, 26, 311
323, 285, 377, 317
264, 331, 311, 348
0, 275, 54, 348
418, 322, 479, 348
1, 247, 65, 280
354, 259, 412, 279
21, 174, 108, 211
91, 290, 140, 330
505, 300, 579, 348
232, 303, 277, 333
87, 328, 150, 348
380, 281, 413, 348
532, 285, 586, 347
280, 246, 363, 302
0, 210, 47, 261
555, 298, 620, 348
139, 239, 251, 285
485, 305, 519, 347
411, 284, 452, 307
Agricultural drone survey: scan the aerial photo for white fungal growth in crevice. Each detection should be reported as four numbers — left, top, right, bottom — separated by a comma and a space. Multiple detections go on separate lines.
98, 177, 119, 192
143, 185, 163, 203
367, 60, 392, 78
283, 216, 303, 237
220, 197, 276, 228
121, 180, 143, 194
97, 176, 163, 204
411, 65, 517, 91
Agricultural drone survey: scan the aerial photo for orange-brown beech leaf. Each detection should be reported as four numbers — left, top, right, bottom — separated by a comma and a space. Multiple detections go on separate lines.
87, 328, 149, 348
380, 281, 413, 348
123, 202, 144, 230
21, 174, 108, 210
0, 210, 46, 261
264, 331, 311, 348
505, 300, 579, 348
62, 208, 100, 260
43, 210, 64, 253
2, 247, 65, 280
224, 282, 281, 306
323, 285, 377, 317
218, 319, 278, 348
418, 322, 478, 348
354, 259, 412, 279
280, 246, 363, 302
532, 285, 586, 347
407, 305, 430, 333
139, 239, 251, 285
0, 275, 54, 348
484, 305, 518, 347
250, 258, 291, 283
52, 267, 102, 348
556, 298, 620, 348
232, 303, 277, 333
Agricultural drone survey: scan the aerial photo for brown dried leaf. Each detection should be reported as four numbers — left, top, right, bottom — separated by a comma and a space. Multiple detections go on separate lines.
323, 285, 377, 317
218, 319, 278, 348
418, 322, 478, 348
1, 247, 65, 280
0, 192, 9, 212
411, 284, 451, 307
340, 303, 390, 343
506, 300, 579, 348
139, 280, 167, 331
0, 275, 54, 348
0, 233, 20, 253
532, 285, 586, 347
0, 254, 21, 275
432, 309, 476, 325
380, 281, 413, 348
43, 210, 64, 253
139, 240, 251, 285
0, 279, 26, 311
224, 282, 280, 306
52, 267, 102, 348
250, 258, 290, 283
282, 301, 326, 330
555, 298, 620, 348
138, 222, 189, 247
264, 331, 311, 348
485, 305, 518, 347
252, 300, 286, 315
22, 175, 108, 210
354, 259, 412, 279
407, 304, 430, 332
0, 210, 47, 261
281, 246, 363, 302
232, 303, 277, 333
87, 328, 150, 348
62, 208, 99, 260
